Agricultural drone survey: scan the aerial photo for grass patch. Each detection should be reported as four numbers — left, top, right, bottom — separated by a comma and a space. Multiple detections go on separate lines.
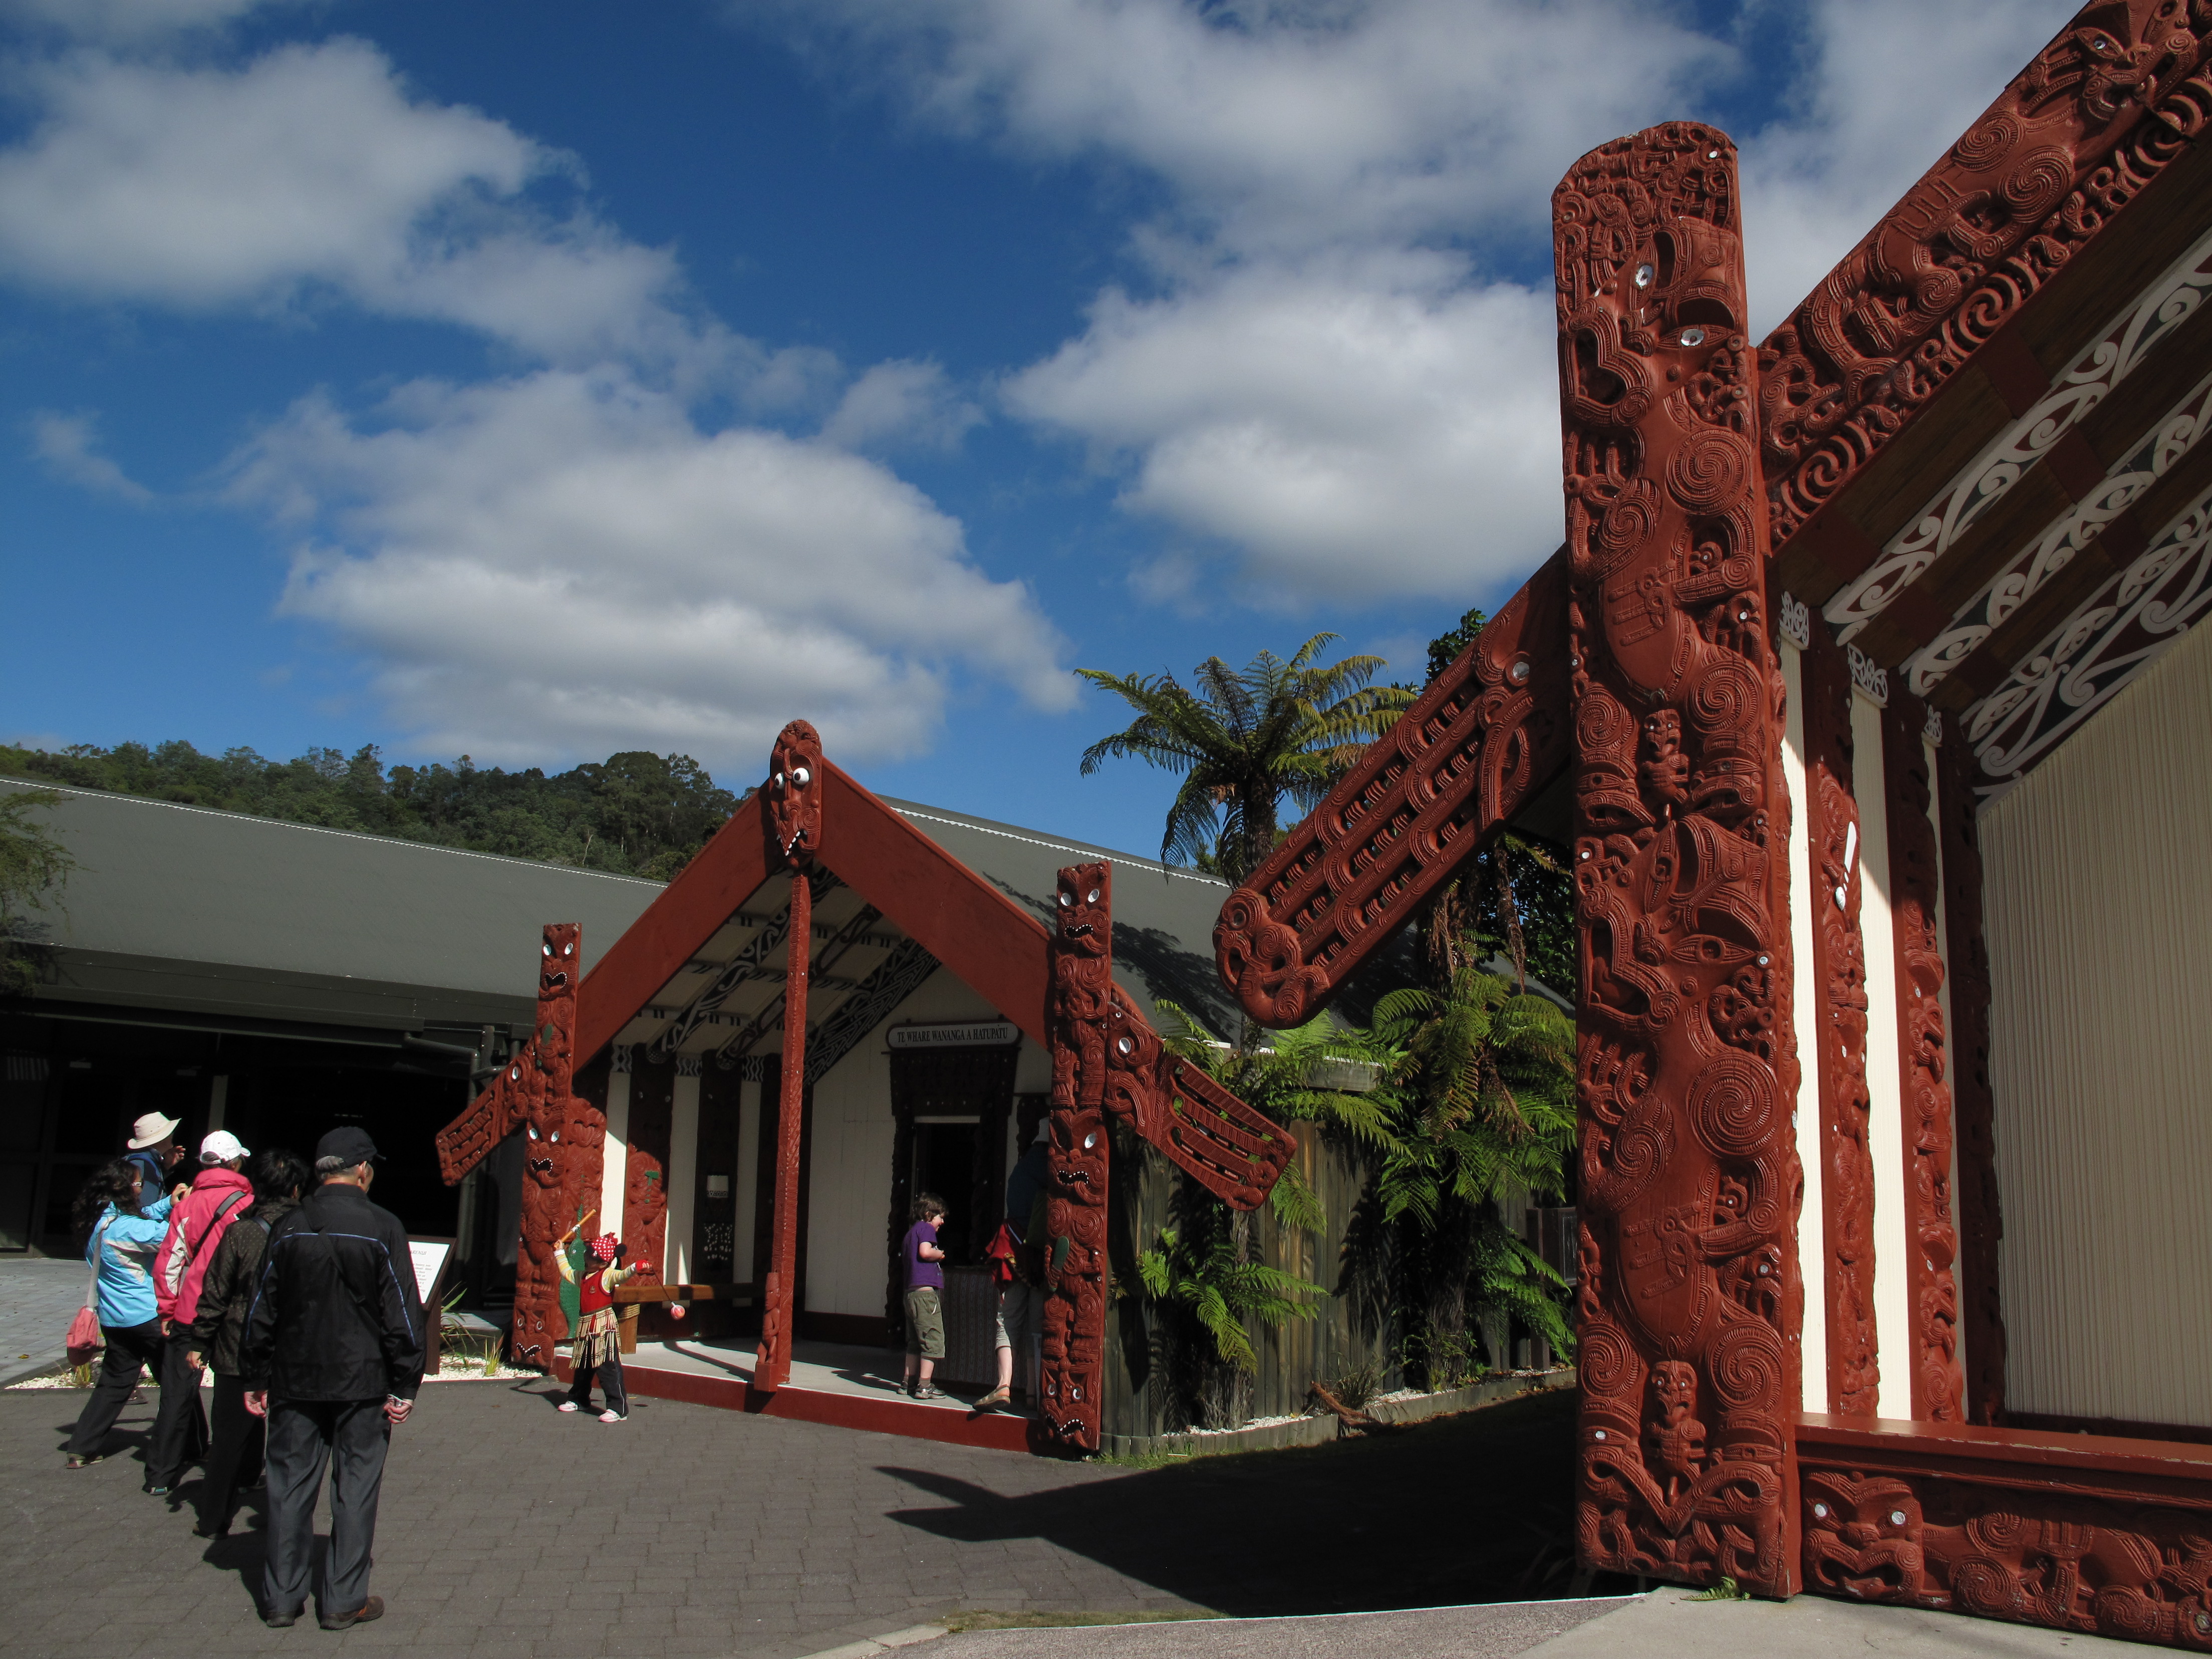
946, 1609, 1217, 1633
1087, 1448, 1199, 1471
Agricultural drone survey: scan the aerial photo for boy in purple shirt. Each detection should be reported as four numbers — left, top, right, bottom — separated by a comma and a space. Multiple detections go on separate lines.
901, 1193, 948, 1400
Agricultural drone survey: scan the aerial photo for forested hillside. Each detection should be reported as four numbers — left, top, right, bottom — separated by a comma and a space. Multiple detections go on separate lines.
0, 740, 742, 881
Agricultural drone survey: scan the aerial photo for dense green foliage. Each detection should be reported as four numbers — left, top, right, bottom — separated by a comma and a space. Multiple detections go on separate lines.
0, 740, 742, 880
0, 788, 77, 995
1076, 634, 1413, 883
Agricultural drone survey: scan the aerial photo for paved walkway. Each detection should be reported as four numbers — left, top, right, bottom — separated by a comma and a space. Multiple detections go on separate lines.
890, 1591, 2149, 1659
0, 1255, 92, 1387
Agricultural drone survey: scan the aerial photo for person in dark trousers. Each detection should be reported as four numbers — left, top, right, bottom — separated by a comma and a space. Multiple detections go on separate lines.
185, 1146, 308, 1537
146, 1129, 254, 1498
62, 1160, 175, 1469
240, 1127, 424, 1631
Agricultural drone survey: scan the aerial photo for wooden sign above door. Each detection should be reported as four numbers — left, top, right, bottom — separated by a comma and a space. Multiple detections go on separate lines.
887, 1020, 1020, 1050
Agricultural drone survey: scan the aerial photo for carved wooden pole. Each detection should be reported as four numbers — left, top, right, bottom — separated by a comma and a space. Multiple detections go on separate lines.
1037, 861, 1113, 1451
1555, 123, 1801, 1596
755, 721, 822, 1393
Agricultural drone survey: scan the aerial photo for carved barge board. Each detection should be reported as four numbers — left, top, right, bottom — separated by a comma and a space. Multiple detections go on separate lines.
1214, 556, 1572, 1028
1881, 694, 1966, 1425
1936, 721, 2010, 1427
1556, 122, 1802, 1597
1802, 632, 1880, 1417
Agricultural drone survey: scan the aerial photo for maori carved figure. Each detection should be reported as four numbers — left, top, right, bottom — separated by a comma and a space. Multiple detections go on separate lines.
434, 923, 605, 1367
756, 719, 821, 1391
1937, 721, 2009, 1424
1042, 862, 1296, 1452
1556, 124, 1801, 1597
1800, 1462, 2212, 1647
1762, 3, 2212, 544
1215, 558, 1572, 1027
1803, 638, 1880, 1416
1883, 697, 1964, 1424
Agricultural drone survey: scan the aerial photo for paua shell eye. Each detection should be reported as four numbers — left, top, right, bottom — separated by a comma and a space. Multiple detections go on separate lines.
1087, 888, 1100, 903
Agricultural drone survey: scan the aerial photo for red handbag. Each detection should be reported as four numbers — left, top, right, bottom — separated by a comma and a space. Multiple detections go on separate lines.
66, 1220, 107, 1366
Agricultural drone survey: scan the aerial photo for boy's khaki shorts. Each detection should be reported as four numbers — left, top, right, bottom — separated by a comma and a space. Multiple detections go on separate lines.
904, 1287, 946, 1359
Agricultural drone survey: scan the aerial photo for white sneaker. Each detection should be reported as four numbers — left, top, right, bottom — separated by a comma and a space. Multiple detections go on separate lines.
557, 1401, 580, 1414
598, 1409, 626, 1424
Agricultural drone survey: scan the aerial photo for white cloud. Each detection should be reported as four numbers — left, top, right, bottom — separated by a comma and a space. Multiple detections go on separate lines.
0, 40, 732, 376
818, 359, 983, 453
224, 369, 1075, 767
1008, 253, 1560, 598
0, 0, 301, 43
29, 410, 153, 502
767, 0, 2081, 603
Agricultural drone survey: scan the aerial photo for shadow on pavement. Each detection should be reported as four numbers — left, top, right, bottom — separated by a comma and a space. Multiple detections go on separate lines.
882, 1389, 1617, 1617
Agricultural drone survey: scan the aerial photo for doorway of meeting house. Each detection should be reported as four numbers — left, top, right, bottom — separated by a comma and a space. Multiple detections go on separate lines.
883, 1034, 1017, 1349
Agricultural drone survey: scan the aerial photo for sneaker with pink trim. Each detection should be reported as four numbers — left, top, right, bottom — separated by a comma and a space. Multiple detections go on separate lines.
598, 1409, 626, 1424
557, 1402, 580, 1414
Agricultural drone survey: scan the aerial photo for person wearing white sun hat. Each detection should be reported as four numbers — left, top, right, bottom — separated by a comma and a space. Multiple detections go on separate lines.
122, 1112, 187, 1202
142, 1128, 254, 1497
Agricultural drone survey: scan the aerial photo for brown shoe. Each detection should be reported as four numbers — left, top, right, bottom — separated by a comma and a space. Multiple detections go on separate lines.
319, 1596, 383, 1630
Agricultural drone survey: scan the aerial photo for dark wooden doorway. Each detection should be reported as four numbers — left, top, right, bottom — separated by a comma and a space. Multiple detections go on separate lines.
885, 1044, 1015, 1339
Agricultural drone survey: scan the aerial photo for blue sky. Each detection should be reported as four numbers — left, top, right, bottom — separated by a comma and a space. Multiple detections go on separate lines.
0, 0, 2074, 860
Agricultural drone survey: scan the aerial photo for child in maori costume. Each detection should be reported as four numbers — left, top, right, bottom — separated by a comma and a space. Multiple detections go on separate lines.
557, 1232, 634, 1423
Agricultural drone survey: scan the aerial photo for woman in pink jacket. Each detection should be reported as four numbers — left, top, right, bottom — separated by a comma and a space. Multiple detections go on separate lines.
144, 1130, 254, 1498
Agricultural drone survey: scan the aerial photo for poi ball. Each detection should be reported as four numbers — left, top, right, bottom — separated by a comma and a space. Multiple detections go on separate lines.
670, 1304, 687, 1319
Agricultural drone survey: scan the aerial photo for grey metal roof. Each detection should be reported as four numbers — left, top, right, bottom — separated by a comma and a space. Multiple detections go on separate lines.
878, 796, 1251, 1038
0, 777, 663, 1038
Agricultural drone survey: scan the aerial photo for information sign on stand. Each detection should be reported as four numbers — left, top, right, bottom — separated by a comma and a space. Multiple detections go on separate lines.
408, 1235, 454, 1377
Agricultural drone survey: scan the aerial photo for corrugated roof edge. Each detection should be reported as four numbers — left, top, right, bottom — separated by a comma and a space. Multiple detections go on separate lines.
0, 775, 667, 888
879, 796, 1232, 890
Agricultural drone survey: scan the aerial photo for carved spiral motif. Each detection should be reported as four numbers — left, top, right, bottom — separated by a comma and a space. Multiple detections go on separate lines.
2003, 146, 2073, 216
1576, 680, 1635, 754
1578, 1317, 1638, 1399
1688, 1051, 1776, 1158
1690, 656, 1762, 738
1665, 428, 1753, 513
1707, 1317, 1785, 1408
1952, 111, 2021, 170
1600, 489, 1662, 560
2093, 1586, 2163, 1642
1951, 1556, 2023, 1618
1970, 1509, 2035, 1552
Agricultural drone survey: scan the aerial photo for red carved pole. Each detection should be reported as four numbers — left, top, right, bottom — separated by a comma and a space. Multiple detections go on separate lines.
1882, 695, 1964, 1424
1935, 718, 2007, 1426
1037, 861, 1114, 1450
435, 922, 603, 1369
754, 720, 822, 1393
1556, 123, 1800, 1596
1802, 633, 1878, 1416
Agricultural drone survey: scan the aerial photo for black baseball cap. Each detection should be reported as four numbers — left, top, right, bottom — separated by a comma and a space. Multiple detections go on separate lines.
315, 1126, 384, 1167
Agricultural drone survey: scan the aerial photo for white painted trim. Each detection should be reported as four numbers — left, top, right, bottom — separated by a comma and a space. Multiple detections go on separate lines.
600, 1070, 631, 1245
1781, 641, 1829, 1412
733, 1076, 759, 1282
1852, 692, 1911, 1421
666, 1072, 700, 1283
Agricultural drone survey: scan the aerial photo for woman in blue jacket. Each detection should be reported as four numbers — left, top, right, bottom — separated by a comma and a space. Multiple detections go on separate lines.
64, 1159, 176, 1475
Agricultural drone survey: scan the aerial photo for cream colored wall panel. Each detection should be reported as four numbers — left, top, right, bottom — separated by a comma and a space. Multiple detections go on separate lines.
1982, 616, 2212, 1429
1783, 642, 1830, 1411
1853, 689, 1914, 1422
804, 969, 1028, 1318
664, 1070, 700, 1284
732, 1077, 757, 1283
599, 1069, 630, 1249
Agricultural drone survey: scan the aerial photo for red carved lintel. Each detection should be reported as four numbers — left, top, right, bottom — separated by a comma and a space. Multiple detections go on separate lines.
755, 720, 821, 1393
1882, 693, 1965, 1425
1557, 121, 1801, 1598
1802, 631, 1879, 1417
1935, 717, 2009, 1426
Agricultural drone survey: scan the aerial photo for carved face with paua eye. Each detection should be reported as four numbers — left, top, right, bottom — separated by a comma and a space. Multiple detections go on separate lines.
766, 720, 822, 865
538, 922, 580, 998
1055, 862, 1110, 956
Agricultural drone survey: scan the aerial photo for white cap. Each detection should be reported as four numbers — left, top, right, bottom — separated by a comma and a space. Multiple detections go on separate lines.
199, 1129, 250, 1164
128, 1113, 180, 1150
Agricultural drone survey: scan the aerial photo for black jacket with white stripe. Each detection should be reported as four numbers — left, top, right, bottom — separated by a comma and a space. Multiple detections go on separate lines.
240, 1181, 425, 1402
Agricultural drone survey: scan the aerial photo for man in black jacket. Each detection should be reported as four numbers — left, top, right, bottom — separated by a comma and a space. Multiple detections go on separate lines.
240, 1127, 425, 1630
